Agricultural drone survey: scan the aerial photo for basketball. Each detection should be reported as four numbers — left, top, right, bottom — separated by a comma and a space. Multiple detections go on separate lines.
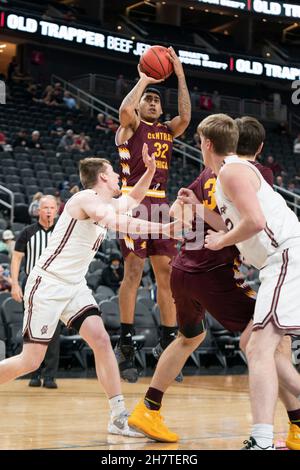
139, 45, 174, 80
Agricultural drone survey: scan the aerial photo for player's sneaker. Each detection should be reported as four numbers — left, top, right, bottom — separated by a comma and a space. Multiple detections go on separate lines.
286, 423, 300, 450
152, 342, 183, 383
128, 400, 179, 443
107, 410, 144, 437
114, 341, 138, 383
241, 437, 275, 450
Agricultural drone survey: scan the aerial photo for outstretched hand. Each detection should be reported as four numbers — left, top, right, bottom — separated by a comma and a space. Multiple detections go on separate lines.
142, 143, 156, 173
167, 47, 184, 78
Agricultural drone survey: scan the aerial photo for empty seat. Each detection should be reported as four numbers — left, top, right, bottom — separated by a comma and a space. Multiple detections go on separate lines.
1, 297, 23, 356
95, 285, 114, 298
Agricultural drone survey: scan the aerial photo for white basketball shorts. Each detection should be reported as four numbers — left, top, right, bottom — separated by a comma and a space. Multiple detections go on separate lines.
253, 246, 300, 335
23, 268, 99, 343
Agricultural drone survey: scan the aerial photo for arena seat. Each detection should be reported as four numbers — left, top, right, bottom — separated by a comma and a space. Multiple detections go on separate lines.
1, 298, 23, 356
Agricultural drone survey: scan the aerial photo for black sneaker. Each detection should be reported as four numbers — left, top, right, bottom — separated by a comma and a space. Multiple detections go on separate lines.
28, 375, 41, 387
43, 377, 58, 389
114, 341, 138, 383
241, 437, 275, 450
152, 342, 183, 383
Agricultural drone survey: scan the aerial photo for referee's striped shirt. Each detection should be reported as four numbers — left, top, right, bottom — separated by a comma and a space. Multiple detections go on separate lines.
14, 222, 55, 275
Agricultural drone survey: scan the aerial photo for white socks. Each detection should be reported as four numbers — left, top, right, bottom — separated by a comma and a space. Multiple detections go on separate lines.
109, 394, 126, 418
252, 424, 274, 448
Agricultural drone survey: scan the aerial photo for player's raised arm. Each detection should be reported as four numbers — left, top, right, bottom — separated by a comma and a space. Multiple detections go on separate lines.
165, 47, 191, 138
112, 143, 156, 213
119, 66, 164, 129
205, 164, 266, 251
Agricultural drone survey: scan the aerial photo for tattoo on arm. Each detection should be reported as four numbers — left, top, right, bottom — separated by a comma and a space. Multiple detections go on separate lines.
178, 76, 191, 122
121, 80, 146, 111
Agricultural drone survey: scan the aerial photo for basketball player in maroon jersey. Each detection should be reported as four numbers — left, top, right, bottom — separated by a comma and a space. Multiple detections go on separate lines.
128, 117, 300, 449
115, 47, 191, 383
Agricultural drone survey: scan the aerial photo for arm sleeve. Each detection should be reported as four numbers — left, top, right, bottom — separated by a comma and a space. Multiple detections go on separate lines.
14, 229, 28, 253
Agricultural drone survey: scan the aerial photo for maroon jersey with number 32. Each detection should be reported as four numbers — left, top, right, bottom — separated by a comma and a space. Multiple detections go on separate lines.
116, 120, 173, 193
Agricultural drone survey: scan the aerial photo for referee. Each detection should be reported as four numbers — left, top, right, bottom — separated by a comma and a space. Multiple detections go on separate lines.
11, 195, 60, 389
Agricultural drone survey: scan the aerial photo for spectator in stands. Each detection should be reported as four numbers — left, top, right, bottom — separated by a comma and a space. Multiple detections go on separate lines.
293, 133, 300, 154
58, 184, 80, 215
57, 129, 75, 152
0, 230, 15, 258
26, 83, 41, 103
265, 155, 284, 177
193, 132, 200, 147
0, 131, 11, 152
101, 254, 124, 293
190, 86, 199, 109
74, 132, 91, 152
7, 57, 18, 83
0, 264, 11, 292
200, 93, 213, 111
0, 131, 6, 151
96, 113, 109, 133
115, 75, 127, 99
28, 130, 44, 150
13, 129, 29, 149
287, 180, 300, 195
49, 117, 64, 137
28, 192, 44, 219
63, 91, 77, 110
275, 175, 285, 188
212, 90, 220, 110
12, 66, 31, 84
42, 85, 55, 105
106, 115, 118, 133
278, 121, 289, 135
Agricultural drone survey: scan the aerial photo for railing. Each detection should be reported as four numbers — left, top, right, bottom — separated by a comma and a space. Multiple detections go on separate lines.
52, 74, 300, 214
0, 186, 15, 226
274, 185, 300, 214
51, 74, 119, 123
69, 73, 288, 123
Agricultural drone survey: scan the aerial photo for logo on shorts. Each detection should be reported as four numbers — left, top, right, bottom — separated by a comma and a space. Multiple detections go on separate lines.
41, 325, 48, 335
220, 204, 227, 215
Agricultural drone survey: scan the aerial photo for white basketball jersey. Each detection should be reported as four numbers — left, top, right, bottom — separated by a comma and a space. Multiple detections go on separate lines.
36, 194, 107, 283
215, 155, 300, 269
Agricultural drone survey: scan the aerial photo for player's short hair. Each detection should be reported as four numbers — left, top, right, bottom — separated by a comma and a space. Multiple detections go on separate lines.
198, 114, 239, 156
79, 157, 110, 189
142, 87, 162, 101
235, 116, 266, 156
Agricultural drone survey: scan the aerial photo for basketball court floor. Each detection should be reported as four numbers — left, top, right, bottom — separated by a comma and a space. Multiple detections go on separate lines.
0, 376, 289, 450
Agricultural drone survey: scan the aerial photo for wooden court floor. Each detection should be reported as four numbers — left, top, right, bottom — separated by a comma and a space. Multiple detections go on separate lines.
0, 376, 289, 450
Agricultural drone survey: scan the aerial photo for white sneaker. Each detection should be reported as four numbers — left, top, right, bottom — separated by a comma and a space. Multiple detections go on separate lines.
108, 410, 145, 438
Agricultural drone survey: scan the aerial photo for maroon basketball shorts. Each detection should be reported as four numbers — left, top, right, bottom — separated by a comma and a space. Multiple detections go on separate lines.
170, 264, 256, 338
119, 196, 178, 260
